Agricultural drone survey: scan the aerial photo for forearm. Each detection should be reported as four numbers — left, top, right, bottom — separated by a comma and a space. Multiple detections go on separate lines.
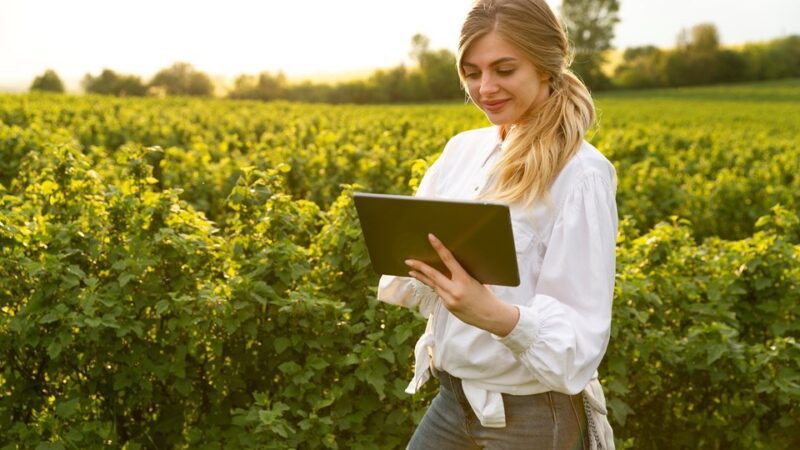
442, 288, 520, 337
478, 298, 520, 337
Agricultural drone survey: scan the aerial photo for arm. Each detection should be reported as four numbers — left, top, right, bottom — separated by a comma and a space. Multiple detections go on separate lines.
493, 171, 619, 394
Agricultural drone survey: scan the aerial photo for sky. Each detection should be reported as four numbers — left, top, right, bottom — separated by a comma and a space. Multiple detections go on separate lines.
1, 0, 798, 92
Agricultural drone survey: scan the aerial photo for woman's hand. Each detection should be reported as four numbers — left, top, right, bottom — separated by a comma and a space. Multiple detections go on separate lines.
405, 233, 520, 337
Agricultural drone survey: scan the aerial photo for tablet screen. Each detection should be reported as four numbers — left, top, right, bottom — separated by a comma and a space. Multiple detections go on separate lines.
353, 192, 520, 286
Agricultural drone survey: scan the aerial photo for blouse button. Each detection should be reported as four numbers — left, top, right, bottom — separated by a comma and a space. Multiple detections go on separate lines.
474, 186, 479, 191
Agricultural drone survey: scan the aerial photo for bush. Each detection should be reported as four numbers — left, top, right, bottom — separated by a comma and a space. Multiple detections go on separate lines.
1, 85, 798, 447
82, 70, 147, 97
149, 62, 214, 97
607, 207, 800, 449
30, 70, 65, 93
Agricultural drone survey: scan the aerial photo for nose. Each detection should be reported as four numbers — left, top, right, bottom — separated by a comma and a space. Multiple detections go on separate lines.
478, 73, 500, 97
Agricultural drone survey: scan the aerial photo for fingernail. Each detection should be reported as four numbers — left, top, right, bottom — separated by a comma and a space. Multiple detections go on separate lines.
428, 233, 437, 242
404, 259, 412, 266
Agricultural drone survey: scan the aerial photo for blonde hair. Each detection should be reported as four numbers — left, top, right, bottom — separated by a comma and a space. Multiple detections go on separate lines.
458, 0, 595, 208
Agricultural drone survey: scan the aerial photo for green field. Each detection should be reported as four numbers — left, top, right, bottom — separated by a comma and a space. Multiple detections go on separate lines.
1, 79, 799, 449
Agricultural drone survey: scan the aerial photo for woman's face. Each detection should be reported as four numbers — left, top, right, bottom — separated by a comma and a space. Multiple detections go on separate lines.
461, 31, 550, 126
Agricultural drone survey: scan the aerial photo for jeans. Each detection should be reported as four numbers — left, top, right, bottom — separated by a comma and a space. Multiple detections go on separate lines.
408, 369, 590, 450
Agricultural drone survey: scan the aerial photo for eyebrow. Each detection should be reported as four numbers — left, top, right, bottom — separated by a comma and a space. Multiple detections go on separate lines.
461, 57, 518, 69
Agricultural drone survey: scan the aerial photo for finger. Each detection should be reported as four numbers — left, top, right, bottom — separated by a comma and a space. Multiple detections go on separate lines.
427, 233, 467, 279
406, 258, 454, 293
408, 270, 436, 291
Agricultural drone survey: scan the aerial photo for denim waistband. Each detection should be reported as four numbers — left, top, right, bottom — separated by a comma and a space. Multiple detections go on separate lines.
431, 368, 472, 410
432, 367, 583, 403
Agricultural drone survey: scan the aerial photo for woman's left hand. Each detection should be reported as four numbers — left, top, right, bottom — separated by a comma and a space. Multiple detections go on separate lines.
405, 233, 520, 337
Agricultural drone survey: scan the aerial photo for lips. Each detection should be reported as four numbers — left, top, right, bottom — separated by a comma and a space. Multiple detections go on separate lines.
482, 99, 510, 112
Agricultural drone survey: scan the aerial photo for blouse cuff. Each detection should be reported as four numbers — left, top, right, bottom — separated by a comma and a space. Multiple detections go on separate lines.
492, 305, 541, 355
415, 281, 439, 317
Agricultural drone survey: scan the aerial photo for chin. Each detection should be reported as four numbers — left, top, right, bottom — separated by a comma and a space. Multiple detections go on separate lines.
485, 114, 513, 126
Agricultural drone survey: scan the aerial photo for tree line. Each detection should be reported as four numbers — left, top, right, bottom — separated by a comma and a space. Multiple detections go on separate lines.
29, 34, 462, 104
29, 26, 800, 102
614, 24, 800, 89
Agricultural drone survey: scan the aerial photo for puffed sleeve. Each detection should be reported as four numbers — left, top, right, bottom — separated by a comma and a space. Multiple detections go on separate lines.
375, 144, 448, 318
494, 171, 618, 394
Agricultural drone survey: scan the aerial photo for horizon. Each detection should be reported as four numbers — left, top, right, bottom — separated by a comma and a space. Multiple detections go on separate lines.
2, 0, 798, 93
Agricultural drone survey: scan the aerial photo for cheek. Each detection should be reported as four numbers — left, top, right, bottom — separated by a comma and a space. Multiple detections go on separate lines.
518, 83, 541, 106
466, 82, 480, 100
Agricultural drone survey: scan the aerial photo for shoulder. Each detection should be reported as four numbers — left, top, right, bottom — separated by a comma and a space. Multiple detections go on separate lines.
568, 141, 616, 184
549, 141, 617, 206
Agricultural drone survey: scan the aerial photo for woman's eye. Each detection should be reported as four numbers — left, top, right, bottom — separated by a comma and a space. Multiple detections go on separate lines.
465, 69, 513, 79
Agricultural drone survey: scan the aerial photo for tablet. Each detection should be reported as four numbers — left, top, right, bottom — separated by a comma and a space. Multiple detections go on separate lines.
353, 192, 520, 287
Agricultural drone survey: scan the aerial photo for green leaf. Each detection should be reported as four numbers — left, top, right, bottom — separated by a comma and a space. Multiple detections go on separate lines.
56, 398, 80, 419
155, 300, 170, 314
66, 265, 86, 279
64, 428, 84, 443
279, 361, 301, 375
84, 317, 102, 328
274, 337, 291, 354
307, 355, 329, 371
377, 347, 395, 364
607, 397, 633, 427
47, 340, 64, 359
118, 272, 135, 287
706, 343, 727, 365
39, 311, 60, 324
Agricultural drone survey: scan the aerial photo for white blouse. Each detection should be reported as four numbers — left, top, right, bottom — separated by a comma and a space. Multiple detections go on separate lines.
377, 125, 619, 428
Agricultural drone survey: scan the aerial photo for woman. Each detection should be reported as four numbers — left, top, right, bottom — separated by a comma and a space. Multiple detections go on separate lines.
377, 0, 617, 449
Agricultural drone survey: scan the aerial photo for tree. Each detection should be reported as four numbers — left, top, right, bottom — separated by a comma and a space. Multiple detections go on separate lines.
739, 35, 800, 81
614, 46, 667, 88
418, 49, 462, 101
148, 62, 214, 97
30, 69, 65, 93
560, 0, 620, 90
284, 81, 334, 103
409, 34, 430, 63
408, 33, 462, 101
228, 71, 288, 101
677, 23, 719, 53
668, 23, 731, 86
228, 74, 258, 100
82, 69, 146, 96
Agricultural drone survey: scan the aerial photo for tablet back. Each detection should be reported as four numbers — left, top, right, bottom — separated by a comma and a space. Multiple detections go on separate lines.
353, 192, 520, 287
